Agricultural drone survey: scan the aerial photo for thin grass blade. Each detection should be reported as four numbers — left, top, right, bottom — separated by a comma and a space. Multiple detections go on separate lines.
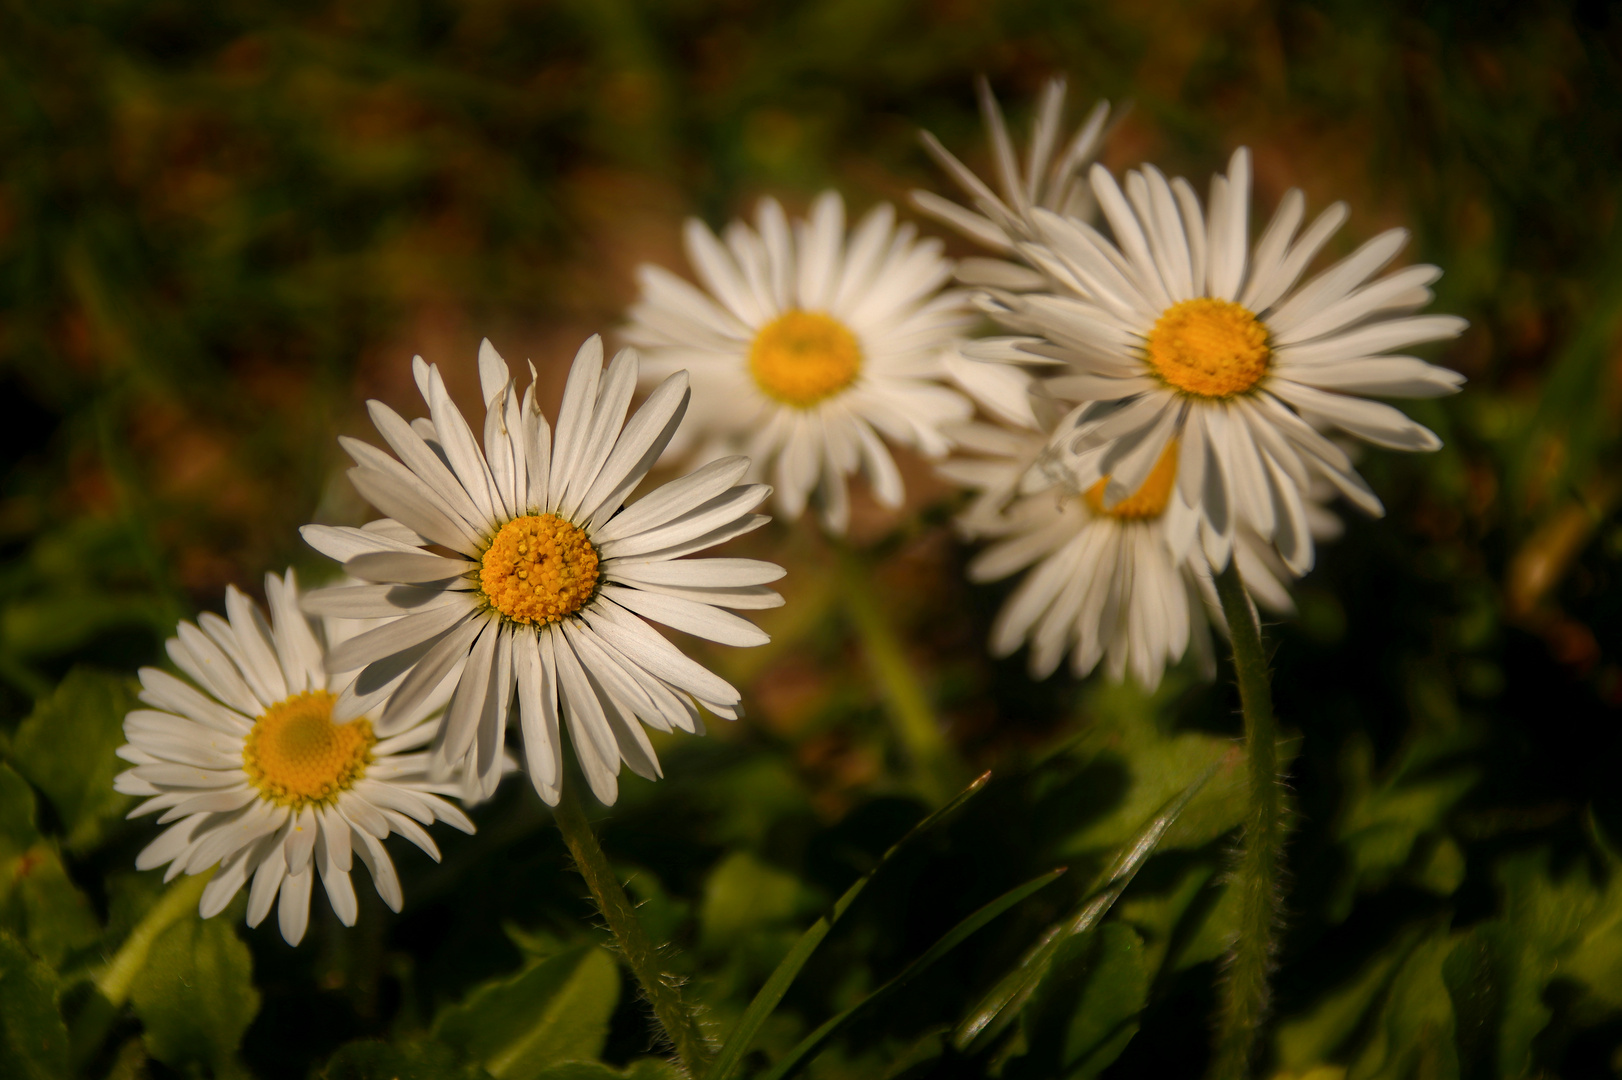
954, 764, 1218, 1052
705, 771, 992, 1080
759, 867, 1067, 1080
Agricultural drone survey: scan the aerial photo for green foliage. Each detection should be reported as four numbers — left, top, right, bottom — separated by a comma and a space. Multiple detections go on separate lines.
9, 668, 136, 855
1, 1, 1622, 1077
0, 932, 71, 1080
432, 946, 619, 1079
0, 765, 99, 968
129, 911, 260, 1077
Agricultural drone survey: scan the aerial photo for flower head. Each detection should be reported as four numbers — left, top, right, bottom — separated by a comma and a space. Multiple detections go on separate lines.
970, 148, 1464, 575
114, 570, 479, 946
623, 191, 975, 534
303, 336, 783, 807
940, 409, 1340, 688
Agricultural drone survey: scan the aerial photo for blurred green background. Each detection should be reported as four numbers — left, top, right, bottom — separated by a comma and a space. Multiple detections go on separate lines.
4, 1, 1622, 1077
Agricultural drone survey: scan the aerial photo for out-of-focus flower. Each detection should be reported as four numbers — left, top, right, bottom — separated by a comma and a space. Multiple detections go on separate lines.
968, 148, 1464, 575
624, 191, 974, 534
940, 410, 1340, 688
912, 77, 1113, 429
114, 570, 477, 946
302, 337, 782, 807
913, 76, 1112, 288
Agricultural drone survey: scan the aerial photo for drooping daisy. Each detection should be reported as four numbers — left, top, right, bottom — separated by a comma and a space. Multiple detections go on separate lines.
911, 77, 1112, 429
113, 570, 478, 946
940, 411, 1338, 688
976, 148, 1464, 576
302, 335, 782, 807
623, 191, 975, 534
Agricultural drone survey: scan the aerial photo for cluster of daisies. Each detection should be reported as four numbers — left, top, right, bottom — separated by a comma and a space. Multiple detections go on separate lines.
115, 77, 1461, 942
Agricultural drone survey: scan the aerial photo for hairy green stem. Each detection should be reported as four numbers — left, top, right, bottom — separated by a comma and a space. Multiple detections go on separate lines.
553, 780, 713, 1075
836, 548, 960, 804
1210, 561, 1284, 1080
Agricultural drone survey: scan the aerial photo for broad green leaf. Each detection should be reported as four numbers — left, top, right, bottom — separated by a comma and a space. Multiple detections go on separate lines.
1348, 932, 1459, 1080
759, 867, 1066, 1080
1044, 681, 1246, 858
956, 768, 1214, 1054
1274, 923, 1428, 1071
531, 1062, 682, 1080
0, 932, 70, 1080
700, 851, 810, 950
320, 1040, 492, 1080
1443, 927, 1505, 1080
0, 765, 99, 967
129, 911, 260, 1076
1057, 922, 1148, 1078
433, 945, 619, 1079
705, 771, 992, 1080
10, 667, 137, 854
1325, 732, 1479, 923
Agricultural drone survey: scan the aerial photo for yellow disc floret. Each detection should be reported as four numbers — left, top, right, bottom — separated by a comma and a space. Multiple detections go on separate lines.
243, 690, 373, 808
749, 310, 863, 407
1084, 440, 1180, 520
1145, 297, 1270, 398
480, 513, 600, 624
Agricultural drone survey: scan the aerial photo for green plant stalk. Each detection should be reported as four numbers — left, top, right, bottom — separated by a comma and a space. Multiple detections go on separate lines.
96, 869, 213, 1007
552, 780, 713, 1075
72, 870, 214, 1068
837, 548, 959, 804
1210, 561, 1284, 1080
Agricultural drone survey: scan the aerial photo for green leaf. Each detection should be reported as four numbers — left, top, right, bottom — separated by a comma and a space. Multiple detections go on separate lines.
0, 932, 70, 1080
759, 866, 1066, 1080
320, 1040, 493, 1080
9, 667, 137, 854
1274, 923, 1429, 1071
700, 851, 811, 950
432, 945, 619, 1079
956, 768, 1215, 1054
129, 910, 260, 1076
1348, 931, 1459, 1080
1056, 922, 1148, 1078
1045, 682, 1246, 857
0, 765, 99, 968
705, 771, 992, 1080
530, 1062, 682, 1080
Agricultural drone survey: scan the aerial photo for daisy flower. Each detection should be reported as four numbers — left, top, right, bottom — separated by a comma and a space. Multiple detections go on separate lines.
912, 76, 1112, 286
940, 413, 1339, 688
113, 570, 478, 946
977, 148, 1464, 576
302, 335, 782, 807
623, 191, 975, 534
911, 77, 1112, 429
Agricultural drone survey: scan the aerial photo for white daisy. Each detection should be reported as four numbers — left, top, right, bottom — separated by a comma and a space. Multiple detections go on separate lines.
113, 570, 478, 947
911, 77, 1113, 429
912, 76, 1112, 288
971, 148, 1465, 577
940, 413, 1339, 688
301, 335, 782, 807
623, 190, 975, 534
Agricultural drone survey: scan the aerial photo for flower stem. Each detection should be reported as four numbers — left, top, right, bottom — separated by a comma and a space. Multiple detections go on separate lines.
837, 547, 961, 805
552, 780, 713, 1075
1210, 560, 1284, 1080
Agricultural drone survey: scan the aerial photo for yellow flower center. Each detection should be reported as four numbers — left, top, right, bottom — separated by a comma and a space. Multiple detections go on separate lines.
1083, 440, 1180, 520
749, 310, 863, 407
479, 513, 600, 624
242, 691, 373, 808
1144, 298, 1270, 398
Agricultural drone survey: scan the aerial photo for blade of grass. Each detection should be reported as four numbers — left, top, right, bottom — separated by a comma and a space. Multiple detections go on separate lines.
759, 867, 1068, 1080
705, 771, 992, 1080
953, 764, 1218, 1052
